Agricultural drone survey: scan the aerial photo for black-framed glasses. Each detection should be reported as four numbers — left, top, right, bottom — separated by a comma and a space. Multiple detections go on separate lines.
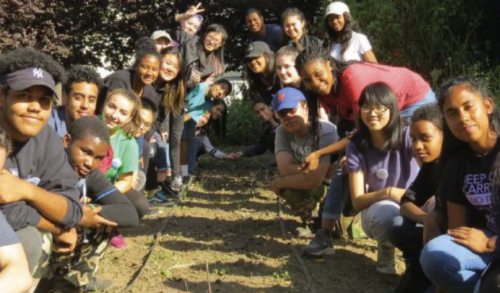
360, 105, 390, 115
205, 35, 223, 46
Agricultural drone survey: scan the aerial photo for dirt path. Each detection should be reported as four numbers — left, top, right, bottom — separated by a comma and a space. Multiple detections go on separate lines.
99, 154, 403, 293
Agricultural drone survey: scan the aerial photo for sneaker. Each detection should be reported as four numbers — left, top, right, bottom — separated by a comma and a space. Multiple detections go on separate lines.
171, 175, 183, 191
148, 190, 175, 206
376, 241, 397, 275
302, 229, 335, 257
159, 182, 179, 197
110, 233, 127, 249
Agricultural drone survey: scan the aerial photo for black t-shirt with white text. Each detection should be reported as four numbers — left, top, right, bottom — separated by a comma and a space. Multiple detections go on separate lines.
439, 139, 500, 231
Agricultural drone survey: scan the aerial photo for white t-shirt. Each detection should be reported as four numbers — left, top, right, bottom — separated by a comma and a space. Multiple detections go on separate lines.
330, 31, 372, 62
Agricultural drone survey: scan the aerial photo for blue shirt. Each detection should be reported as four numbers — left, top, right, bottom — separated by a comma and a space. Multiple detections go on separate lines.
250, 24, 285, 52
47, 106, 68, 138
187, 83, 212, 122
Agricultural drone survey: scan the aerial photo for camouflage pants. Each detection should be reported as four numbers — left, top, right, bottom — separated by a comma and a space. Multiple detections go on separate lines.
47, 226, 115, 287
28, 231, 53, 293
280, 184, 327, 223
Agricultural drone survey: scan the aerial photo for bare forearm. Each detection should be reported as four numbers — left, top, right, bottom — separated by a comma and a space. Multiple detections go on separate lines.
278, 163, 302, 177
316, 138, 349, 157
36, 216, 64, 234
400, 202, 428, 224
486, 235, 497, 254
0, 245, 32, 293
352, 189, 389, 212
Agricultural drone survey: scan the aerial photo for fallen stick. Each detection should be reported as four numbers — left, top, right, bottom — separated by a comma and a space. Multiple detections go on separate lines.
168, 262, 197, 270
121, 178, 194, 292
277, 198, 318, 293
206, 260, 212, 293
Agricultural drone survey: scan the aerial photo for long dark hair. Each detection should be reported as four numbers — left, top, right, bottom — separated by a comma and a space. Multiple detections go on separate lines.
438, 76, 500, 174
295, 44, 350, 149
243, 52, 277, 101
353, 83, 404, 152
323, 12, 360, 61
205, 99, 228, 138
160, 47, 186, 115
199, 24, 227, 77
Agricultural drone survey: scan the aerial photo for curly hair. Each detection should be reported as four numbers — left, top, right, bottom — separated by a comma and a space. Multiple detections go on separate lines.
410, 103, 443, 130
0, 47, 66, 91
0, 125, 11, 156
134, 36, 156, 53
64, 65, 102, 95
323, 12, 360, 61
68, 116, 110, 144
133, 48, 161, 70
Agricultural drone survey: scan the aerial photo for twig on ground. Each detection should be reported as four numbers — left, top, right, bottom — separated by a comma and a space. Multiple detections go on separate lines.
184, 278, 191, 293
205, 260, 212, 293
168, 262, 197, 270
121, 180, 193, 292
277, 198, 318, 293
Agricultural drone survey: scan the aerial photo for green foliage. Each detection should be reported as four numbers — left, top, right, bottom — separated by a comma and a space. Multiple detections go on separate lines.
216, 99, 261, 146
319, 0, 500, 96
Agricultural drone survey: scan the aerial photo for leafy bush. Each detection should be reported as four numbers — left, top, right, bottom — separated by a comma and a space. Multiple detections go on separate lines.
215, 98, 261, 146
319, 0, 500, 97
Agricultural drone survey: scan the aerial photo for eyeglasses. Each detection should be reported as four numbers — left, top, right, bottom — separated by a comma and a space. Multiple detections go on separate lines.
360, 105, 390, 115
277, 107, 299, 118
205, 35, 223, 46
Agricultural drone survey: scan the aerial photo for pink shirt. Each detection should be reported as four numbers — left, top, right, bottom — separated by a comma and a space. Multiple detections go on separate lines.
319, 63, 431, 121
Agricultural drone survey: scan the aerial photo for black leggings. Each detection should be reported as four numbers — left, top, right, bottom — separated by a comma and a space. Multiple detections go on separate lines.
124, 189, 150, 219
167, 112, 184, 176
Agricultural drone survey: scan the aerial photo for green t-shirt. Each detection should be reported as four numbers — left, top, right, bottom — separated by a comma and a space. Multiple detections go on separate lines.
106, 128, 139, 182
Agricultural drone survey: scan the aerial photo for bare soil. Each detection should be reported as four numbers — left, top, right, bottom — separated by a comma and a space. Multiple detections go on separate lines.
99, 153, 403, 293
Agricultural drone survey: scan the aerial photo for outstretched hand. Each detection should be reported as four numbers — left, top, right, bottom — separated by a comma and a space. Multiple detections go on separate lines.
185, 3, 205, 17
298, 151, 320, 174
80, 205, 118, 228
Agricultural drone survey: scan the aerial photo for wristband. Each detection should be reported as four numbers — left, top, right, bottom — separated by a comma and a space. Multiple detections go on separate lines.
88, 204, 100, 210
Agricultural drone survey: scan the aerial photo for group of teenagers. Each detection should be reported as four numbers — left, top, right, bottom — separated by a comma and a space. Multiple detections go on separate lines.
0, 1, 500, 293
0, 2, 239, 293
239, 2, 500, 293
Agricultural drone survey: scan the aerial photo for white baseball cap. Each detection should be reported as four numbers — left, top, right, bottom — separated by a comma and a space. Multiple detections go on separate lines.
325, 2, 350, 17
150, 30, 173, 42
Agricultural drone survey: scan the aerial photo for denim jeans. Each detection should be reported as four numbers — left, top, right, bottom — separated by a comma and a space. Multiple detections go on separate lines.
360, 199, 400, 242
153, 132, 171, 172
388, 216, 424, 260
322, 167, 343, 220
400, 89, 437, 118
187, 137, 204, 174
420, 230, 495, 293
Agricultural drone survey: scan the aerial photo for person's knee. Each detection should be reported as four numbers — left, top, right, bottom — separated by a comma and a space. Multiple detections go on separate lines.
387, 216, 405, 247
420, 235, 459, 281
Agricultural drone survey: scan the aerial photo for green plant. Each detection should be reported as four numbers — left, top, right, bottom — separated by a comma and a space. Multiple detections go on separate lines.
319, 0, 496, 89
211, 98, 261, 146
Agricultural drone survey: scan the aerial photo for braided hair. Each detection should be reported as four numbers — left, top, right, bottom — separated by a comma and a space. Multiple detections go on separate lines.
295, 44, 349, 150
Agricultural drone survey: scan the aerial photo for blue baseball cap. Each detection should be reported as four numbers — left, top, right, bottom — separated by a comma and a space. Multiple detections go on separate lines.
272, 87, 306, 112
